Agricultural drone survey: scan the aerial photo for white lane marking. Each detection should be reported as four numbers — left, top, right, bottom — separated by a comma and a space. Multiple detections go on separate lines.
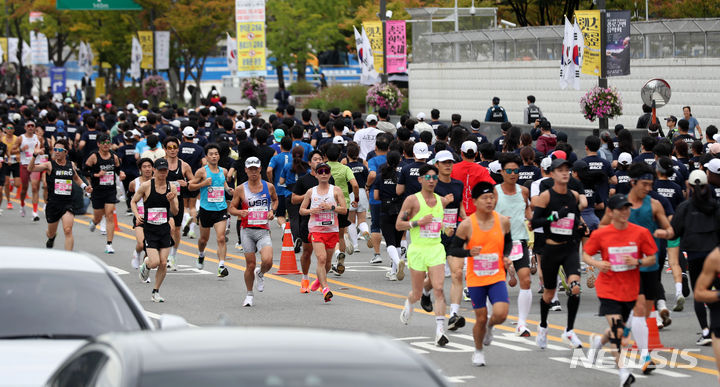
498, 332, 567, 351
394, 336, 430, 341
108, 266, 129, 275
451, 334, 530, 352
551, 357, 648, 378
411, 341, 476, 353
445, 375, 476, 383
344, 265, 391, 272
144, 311, 198, 328
172, 264, 212, 275
652, 369, 690, 378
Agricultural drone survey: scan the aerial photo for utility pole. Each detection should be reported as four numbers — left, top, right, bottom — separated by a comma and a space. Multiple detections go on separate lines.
379, 0, 387, 84
596, 0, 608, 137
151, 7, 157, 75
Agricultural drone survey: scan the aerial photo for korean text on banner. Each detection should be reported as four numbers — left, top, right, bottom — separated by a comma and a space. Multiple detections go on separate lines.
363, 21, 384, 74
138, 31, 153, 70
236, 22, 266, 76
575, 10, 601, 77
385, 21, 406, 74
235, 0, 265, 22
605, 10, 631, 77
155, 31, 170, 70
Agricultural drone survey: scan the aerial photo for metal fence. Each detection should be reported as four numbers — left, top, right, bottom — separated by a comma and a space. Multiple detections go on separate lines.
413, 18, 720, 63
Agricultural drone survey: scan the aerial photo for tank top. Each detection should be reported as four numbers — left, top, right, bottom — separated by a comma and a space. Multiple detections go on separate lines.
628, 195, 659, 272
134, 178, 146, 215
543, 188, 579, 243
494, 184, 529, 241
240, 180, 271, 229
466, 212, 506, 287
1, 134, 18, 164
309, 185, 339, 233
166, 158, 185, 198
47, 160, 74, 203
407, 192, 445, 261
90, 151, 117, 191
143, 178, 171, 235
19, 134, 39, 165
200, 164, 227, 211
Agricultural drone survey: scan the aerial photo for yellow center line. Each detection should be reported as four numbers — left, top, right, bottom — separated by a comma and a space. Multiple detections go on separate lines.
12, 198, 719, 374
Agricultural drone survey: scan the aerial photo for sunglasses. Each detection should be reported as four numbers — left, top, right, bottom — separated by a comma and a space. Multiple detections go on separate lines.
317, 168, 331, 175
504, 168, 520, 174
26, 124, 35, 128
422, 174, 439, 181
166, 145, 179, 150
99, 141, 111, 145
53, 148, 66, 153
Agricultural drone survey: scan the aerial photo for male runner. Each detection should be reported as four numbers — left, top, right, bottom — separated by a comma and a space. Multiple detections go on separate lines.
449, 181, 511, 366
694, 247, 720, 380
133, 158, 179, 303
229, 157, 278, 307
2, 123, 19, 211
298, 162, 347, 302
397, 164, 450, 347
163, 136, 194, 270
178, 126, 205, 239
29, 139, 91, 250
129, 158, 154, 269
16, 120, 41, 219
189, 143, 232, 278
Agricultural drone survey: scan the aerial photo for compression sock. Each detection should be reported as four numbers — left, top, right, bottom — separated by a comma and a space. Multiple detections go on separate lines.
567, 294, 580, 331
388, 246, 400, 271
539, 298, 550, 328
518, 289, 532, 327
631, 316, 649, 351
450, 303, 460, 316
32, 203, 38, 212
348, 222, 358, 247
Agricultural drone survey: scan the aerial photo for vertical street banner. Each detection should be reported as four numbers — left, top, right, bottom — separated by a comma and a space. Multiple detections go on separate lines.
130, 36, 142, 79
605, 10, 631, 77
50, 67, 66, 93
30, 31, 49, 65
154, 31, 170, 70
235, 0, 266, 76
138, 30, 153, 70
363, 21, 383, 74
385, 20, 406, 74
575, 10, 601, 76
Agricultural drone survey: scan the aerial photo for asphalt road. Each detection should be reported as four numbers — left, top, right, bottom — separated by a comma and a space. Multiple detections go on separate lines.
1, 197, 717, 386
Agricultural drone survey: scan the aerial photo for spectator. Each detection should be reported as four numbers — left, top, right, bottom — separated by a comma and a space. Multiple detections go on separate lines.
682, 106, 702, 140
636, 104, 652, 129
484, 96, 507, 123
523, 95, 543, 124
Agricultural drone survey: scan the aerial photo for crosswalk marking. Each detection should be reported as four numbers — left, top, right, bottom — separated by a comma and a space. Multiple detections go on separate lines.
452, 334, 531, 352
498, 332, 568, 351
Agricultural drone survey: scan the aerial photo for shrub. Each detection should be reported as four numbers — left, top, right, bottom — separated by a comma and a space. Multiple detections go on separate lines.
305, 85, 368, 112
287, 80, 316, 95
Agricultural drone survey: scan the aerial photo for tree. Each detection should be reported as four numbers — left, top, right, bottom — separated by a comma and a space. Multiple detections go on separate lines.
29, 0, 84, 67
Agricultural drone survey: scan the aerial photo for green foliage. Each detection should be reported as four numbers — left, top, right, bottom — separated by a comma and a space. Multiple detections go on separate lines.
288, 80, 317, 95
109, 86, 143, 105
305, 85, 368, 112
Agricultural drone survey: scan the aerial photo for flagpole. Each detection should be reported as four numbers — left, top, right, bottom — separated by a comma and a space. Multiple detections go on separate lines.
380, 0, 388, 84
596, 0, 608, 137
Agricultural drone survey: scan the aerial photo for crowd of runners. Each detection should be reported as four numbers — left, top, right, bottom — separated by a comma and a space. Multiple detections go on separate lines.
3, 91, 720, 385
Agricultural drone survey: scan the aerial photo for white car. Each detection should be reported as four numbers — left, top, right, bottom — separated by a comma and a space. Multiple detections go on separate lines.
0, 247, 185, 386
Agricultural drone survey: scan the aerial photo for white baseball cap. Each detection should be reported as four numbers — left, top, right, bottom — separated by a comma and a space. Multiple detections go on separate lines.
63, 97, 72, 103
413, 142, 431, 159
94, 97, 102, 104
235, 121, 246, 130
39, 109, 47, 118
460, 140, 477, 154
211, 89, 219, 95
141, 99, 150, 106
247, 107, 257, 117
416, 112, 426, 121
489, 160, 501, 174
209, 106, 217, 113
126, 103, 135, 110
171, 120, 181, 128
540, 156, 552, 171
131, 129, 142, 137
245, 156, 261, 168
618, 152, 632, 165
714, 134, 720, 143
137, 115, 148, 123
704, 158, 720, 174
434, 150, 454, 162
689, 170, 708, 186
182, 127, 195, 137
332, 136, 347, 146
365, 114, 378, 123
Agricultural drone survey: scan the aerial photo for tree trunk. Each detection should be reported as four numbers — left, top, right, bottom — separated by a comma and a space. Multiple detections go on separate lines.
189, 56, 207, 106
296, 59, 306, 81
13, 18, 26, 95
275, 64, 285, 89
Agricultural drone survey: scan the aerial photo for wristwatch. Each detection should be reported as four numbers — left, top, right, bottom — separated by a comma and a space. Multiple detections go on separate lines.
331, 205, 336, 211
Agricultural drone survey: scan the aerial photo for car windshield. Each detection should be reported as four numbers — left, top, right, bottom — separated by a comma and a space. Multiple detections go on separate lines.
141, 367, 443, 387
0, 270, 142, 338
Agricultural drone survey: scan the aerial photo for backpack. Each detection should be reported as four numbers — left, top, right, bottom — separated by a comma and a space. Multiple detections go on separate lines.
490, 106, 504, 122
527, 105, 541, 123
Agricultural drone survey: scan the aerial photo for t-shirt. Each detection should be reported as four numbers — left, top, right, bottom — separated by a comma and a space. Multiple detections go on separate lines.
347, 160, 368, 189
372, 167, 398, 203
632, 152, 655, 166
256, 144, 276, 182
450, 160, 494, 215
269, 151, 292, 196
353, 127, 382, 160
653, 179, 684, 211
291, 140, 313, 162
434, 178, 464, 228
367, 154, 387, 206
116, 144, 139, 175
582, 155, 613, 203
327, 160, 355, 206
518, 165, 541, 187
583, 223, 657, 302
179, 142, 205, 172
398, 161, 427, 197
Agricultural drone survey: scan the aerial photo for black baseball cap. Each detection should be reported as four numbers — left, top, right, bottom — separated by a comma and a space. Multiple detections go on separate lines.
550, 158, 572, 171
665, 115, 677, 123
154, 158, 169, 170
608, 194, 632, 210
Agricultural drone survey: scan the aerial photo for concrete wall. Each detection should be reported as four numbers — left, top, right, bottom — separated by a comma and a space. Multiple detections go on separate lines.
409, 58, 720, 133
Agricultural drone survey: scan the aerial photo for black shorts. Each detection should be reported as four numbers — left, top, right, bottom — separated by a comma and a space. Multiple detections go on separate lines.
45, 201, 76, 224
172, 205, 184, 228
144, 231, 174, 250
381, 213, 404, 247
299, 217, 310, 244
0, 165, 4, 185
534, 232, 546, 256
338, 210, 350, 229
639, 270, 659, 300
512, 240, 530, 271
90, 189, 118, 210
599, 298, 635, 322
540, 242, 580, 290
5, 163, 19, 178
276, 194, 288, 217
132, 216, 143, 229
198, 207, 228, 228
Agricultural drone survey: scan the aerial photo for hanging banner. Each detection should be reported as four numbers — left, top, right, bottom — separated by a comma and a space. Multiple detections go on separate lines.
130, 36, 142, 79
138, 30, 153, 70
3, 38, 19, 64
30, 31, 49, 64
363, 21, 383, 74
96, 77, 105, 97
606, 10, 631, 77
235, 0, 265, 22
235, 0, 266, 76
154, 31, 170, 70
385, 20, 406, 74
575, 10, 601, 76
50, 67, 66, 93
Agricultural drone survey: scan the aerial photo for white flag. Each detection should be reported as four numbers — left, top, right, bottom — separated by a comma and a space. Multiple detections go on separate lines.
30, 31, 49, 64
79, 42, 92, 78
8, 38, 18, 64
559, 17, 573, 90
572, 19, 584, 90
0, 40, 4, 64
85, 42, 94, 77
21, 40, 31, 65
226, 33, 237, 72
131, 37, 142, 80
360, 26, 380, 85
78, 42, 87, 72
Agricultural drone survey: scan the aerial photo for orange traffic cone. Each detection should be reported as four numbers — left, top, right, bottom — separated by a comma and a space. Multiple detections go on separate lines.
276, 222, 301, 275
113, 209, 121, 232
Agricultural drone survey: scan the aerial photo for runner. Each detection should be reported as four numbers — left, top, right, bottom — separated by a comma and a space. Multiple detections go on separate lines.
178, 126, 205, 239
267, 136, 292, 228
694, 247, 720, 379
449, 181, 510, 366
28, 139, 91, 250
163, 136, 194, 271
494, 153, 533, 337
397, 164, 450, 347
584, 194, 658, 387
84, 133, 125, 253
132, 158, 179, 303
530, 158, 585, 349
345, 142, 370, 253
15, 120, 41, 220
298, 162, 347, 302
228, 157, 278, 307
188, 143, 232, 278
1, 123, 19, 211
372, 151, 405, 280
325, 143, 359, 272
129, 158, 154, 269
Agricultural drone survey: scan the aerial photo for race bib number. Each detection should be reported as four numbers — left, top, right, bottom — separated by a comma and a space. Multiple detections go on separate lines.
99, 172, 114, 186
54, 179, 72, 196
137, 202, 144, 216
608, 245, 637, 272
207, 186, 223, 202
550, 212, 575, 236
248, 206, 269, 225
147, 207, 168, 225
473, 253, 500, 277
314, 210, 335, 227
443, 208, 458, 228
419, 218, 442, 238
509, 241, 524, 261
35, 154, 48, 164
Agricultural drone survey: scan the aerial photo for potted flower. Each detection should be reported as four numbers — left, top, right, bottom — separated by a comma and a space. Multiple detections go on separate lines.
366, 83, 403, 113
580, 86, 623, 122
242, 77, 267, 107
141, 75, 167, 101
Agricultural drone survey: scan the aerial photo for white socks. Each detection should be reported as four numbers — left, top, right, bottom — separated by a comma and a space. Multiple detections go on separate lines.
358, 222, 369, 234
675, 282, 683, 296
518, 289, 532, 327
348, 222, 358, 247
631, 316, 649, 350
170, 247, 177, 257
219, 260, 225, 267
450, 303, 460, 315
401, 239, 408, 249
656, 300, 667, 311
436, 317, 445, 333
302, 274, 309, 281
423, 288, 431, 297
388, 245, 400, 272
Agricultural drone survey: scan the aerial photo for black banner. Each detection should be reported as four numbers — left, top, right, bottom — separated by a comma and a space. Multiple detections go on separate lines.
605, 10, 631, 77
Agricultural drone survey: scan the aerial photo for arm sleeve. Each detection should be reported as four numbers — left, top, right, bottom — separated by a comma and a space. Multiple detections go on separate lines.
503, 232, 513, 256
447, 235, 471, 258
531, 206, 552, 229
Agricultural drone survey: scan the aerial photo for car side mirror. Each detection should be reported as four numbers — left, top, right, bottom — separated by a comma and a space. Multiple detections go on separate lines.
159, 314, 188, 330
